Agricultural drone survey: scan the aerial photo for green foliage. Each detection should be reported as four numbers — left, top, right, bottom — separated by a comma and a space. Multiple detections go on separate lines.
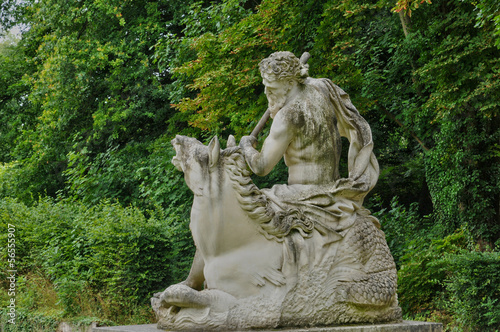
0, 33, 32, 163
426, 115, 500, 242
474, 0, 500, 48
371, 196, 428, 267
397, 230, 467, 316
0, 0, 203, 204
135, 136, 193, 210
164, 0, 271, 138
0, 309, 60, 332
445, 250, 500, 330
397, 228, 500, 331
63, 135, 193, 210
0, 197, 194, 322
0, 307, 113, 331
381, 0, 500, 243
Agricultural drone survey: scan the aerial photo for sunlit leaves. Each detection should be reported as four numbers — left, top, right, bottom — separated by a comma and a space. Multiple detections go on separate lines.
0, 0, 200, 201
163, 0, 500, 243
165, 0, 276, 137
392, 0, 432, 17
474, 0, 500, 48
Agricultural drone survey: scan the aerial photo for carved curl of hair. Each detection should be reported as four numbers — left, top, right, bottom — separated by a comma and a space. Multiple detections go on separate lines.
223, 147, 313, 242
259, 51, 309, 84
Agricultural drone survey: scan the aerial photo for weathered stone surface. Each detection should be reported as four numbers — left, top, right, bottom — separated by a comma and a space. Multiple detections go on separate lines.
93, 321, 442, 332
150, 51, 403, 330
93, 325, 161, 332
56, 322, 98, 332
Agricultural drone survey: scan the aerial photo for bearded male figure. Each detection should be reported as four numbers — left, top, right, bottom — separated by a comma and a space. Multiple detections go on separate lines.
240, 51, 380, 237
241, 54, 342, 186
238, 51, 401, 326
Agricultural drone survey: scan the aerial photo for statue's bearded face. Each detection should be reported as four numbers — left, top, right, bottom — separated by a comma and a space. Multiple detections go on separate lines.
262, 75, 291, 118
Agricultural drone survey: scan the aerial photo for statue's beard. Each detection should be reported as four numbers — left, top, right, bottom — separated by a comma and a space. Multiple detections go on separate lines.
266, 88, 289, 118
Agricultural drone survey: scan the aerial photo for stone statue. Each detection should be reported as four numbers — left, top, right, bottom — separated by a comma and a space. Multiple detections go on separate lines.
151, 51, 402, 330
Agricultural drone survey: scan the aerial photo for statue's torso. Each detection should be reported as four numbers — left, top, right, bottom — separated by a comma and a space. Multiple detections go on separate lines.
278, 84, 342, 185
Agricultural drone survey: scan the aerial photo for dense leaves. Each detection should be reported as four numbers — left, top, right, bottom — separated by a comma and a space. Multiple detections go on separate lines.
0, 0, 499, 329
0, 197, 193, 320
1, 0, 204, 205
158, 0, 500, 243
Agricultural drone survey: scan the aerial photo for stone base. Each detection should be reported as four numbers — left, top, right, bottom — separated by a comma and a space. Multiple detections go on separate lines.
93, 321, 442, 332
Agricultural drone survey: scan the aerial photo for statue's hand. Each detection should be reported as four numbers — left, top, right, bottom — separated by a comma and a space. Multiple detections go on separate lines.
240, 135, 258, 149
180, 279, 204, 291
334, 177, 355, 189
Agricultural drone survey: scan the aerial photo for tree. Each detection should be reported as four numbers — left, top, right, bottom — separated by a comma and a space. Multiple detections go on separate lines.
0, 0, 203, 206
0, 31, 30, 162
474, 0, 500, 48
159, 0, 500, 243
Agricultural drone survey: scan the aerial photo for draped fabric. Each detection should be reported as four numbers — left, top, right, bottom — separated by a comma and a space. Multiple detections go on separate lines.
307, 77, 379, 194
263, 78, 380, 239
257, 78, 384, 295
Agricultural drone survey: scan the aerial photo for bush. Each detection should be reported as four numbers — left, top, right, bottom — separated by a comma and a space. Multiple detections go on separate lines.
65, 136, 193, 212
371, 195, 429, 267
397, 230, 467, 317
445, 250, 500, 331
0, 162, 36, 206
0, 309, 60, 332
0, 197, 194, 323
396, 227, 500, 331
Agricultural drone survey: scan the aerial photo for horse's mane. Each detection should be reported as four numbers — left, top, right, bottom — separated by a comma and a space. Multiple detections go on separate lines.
222, 147, 313, 242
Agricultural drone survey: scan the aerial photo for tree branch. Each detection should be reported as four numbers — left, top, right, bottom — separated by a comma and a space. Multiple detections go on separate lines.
378, 103, 429, 151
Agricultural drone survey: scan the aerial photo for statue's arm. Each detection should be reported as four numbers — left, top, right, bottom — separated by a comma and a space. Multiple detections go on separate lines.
240, 114, 293, 176
182, 249, 205, 291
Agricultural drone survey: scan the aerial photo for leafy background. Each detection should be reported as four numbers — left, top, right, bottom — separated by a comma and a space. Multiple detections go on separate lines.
0, 0, 499, 330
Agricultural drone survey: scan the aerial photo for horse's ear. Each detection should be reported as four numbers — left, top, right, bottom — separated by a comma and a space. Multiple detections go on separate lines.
208, 136, 220, 168
227, 135, 236, 148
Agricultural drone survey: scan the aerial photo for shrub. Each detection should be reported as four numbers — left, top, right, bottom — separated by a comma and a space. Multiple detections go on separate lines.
0, 309, 60, 332
0, 197, 194, 323
371, 195, 428, 267
444, 250, 500, 331
397, 226, 500, 331
397, 230, 467, 316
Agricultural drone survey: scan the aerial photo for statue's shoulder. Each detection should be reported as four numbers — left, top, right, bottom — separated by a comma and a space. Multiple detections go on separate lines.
303, 80, 330, 102
304, 77, 340, 96
306, 77, 353, 103
272, 100, 305, 131
274, 84, 330, 129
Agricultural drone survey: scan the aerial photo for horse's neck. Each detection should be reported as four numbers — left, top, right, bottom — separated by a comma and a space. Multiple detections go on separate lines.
190, 167, 259, 257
